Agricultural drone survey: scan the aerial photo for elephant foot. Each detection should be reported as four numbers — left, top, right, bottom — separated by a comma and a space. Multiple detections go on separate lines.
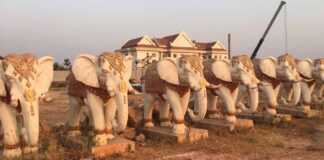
225, 115, 236, 124
68, 130, 82, 137
207, 113, 222, 119
94, 134, 108, 146
23, 146, 38, 154
172, 124, 187, 135
236, 108, 243, 113
266, 108, 277, 115
3, 148, 22, 159
298, 105, 311, 112
107, 133, 115, 140
160, 121, 172, 127
144, 122, 154, 128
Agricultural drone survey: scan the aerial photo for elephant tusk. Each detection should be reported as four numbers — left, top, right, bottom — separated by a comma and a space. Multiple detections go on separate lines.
206, 83, 221, 89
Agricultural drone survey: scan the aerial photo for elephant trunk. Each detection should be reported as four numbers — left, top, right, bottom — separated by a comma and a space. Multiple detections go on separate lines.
21, 100, 39, 146
247, 86, 259, 113
187, 88, 207, 121
111, 90, 128, 133
290, 82, 301, 106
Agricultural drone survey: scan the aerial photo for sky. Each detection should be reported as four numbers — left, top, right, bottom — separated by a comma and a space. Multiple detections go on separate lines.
0, 0, 323, 63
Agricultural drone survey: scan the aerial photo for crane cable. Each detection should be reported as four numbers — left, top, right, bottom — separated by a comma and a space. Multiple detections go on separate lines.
284, 4, 288, 54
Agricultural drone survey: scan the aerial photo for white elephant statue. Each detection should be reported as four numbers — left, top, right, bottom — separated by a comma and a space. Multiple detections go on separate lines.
0, 54, 54, 159
277, 54, 307, 110
289, 58, 324, 110
67, 52, 138, 146
204, 55, 259, 124
311, 58, 324, 105
142, 55, 209, 135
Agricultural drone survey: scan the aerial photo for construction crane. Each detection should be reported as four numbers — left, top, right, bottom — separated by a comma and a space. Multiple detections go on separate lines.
250, 1, 286, 59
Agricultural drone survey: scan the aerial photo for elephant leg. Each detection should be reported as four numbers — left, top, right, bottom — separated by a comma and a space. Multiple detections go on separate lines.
67, 96, 83, 137
86, 93, 107, 146
143, 93, 155, 128
235, 85, 249, 113
299, 82, 311, 111
165, 89, 186, 135
0, 103, 22, 158
159, 100, 172, 127
206, 92, 220, 119
260, 85, 278, 115
104, 98, 116, 140
216, 87, 236, 123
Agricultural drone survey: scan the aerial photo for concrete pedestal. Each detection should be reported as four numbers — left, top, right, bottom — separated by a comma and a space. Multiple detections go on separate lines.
137, 127, 208, 144
91, 137, 135, 157
195, 118, 253, 131
237, 112, 292, 124
277, 106, 320, 118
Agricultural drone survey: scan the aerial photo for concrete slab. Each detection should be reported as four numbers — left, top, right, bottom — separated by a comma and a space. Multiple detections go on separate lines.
195, 118, 253, 131
237, 112, 292, 124
137, 127, 208, 144
277, 106, 320, 118
91, 137, 135, 157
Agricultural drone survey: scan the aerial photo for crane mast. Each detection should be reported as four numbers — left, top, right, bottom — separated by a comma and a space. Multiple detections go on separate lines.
250, 1, 286, 59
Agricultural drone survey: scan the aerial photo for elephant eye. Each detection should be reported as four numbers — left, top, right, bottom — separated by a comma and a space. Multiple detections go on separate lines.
4, 74, 14, 80
102, 69, 109, 74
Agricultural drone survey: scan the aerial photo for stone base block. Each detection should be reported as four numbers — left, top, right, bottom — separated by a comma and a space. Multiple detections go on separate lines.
137, 127, 208, 144
237, 112, 292, 124
91, 137, 135, 157
277, 106, 320, 118
195, 118, 253, 131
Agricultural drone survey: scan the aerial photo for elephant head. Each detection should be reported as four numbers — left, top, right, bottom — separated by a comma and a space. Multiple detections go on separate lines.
156, 55, 207, 121
72, 52, 133, 133
312, 58, 324, 83
297, 58, 324, 104
230, 55, 260, 113
0, 54, 54, 147
276, 54, 301, 106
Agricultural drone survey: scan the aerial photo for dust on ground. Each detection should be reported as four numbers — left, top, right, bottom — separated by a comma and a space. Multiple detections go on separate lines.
1, 89, 324, 160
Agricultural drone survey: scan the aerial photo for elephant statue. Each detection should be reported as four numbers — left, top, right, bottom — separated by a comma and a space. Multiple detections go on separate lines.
67, 52, 139, 146
276, 54, 304, 110
142, 55, 210, 135
285, 58, 324, 110
204, 55, 259, 123
311, 58, 324, 105
0, 54, 54, 158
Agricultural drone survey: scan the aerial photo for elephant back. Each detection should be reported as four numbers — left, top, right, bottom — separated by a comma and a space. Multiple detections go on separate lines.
67, 72, 111, 102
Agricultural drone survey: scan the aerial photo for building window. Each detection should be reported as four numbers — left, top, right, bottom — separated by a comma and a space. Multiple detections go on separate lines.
152, 53, 156, 57
224, 56, 227, 59
173, 54, 177, 58
208, 55, 212, 59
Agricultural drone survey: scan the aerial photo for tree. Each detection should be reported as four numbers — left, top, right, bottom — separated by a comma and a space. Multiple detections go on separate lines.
63, 58, 71, 70
54, 62, 61, 70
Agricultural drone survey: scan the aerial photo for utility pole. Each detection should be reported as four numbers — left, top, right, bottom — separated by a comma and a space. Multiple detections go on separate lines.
228, 33, 231, 58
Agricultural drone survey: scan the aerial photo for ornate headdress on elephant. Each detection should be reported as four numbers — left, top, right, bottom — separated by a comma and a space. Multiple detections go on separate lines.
231, 55, 254, 72
278, 54, 297, 69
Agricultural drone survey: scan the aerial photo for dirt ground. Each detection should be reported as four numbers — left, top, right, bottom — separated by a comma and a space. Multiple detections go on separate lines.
1, 88, 324, 160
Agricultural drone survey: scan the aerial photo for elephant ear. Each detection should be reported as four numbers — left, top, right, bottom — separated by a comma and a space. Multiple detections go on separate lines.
297, 59, 313, 78
157, 58, 179, 85
259, 56, 277, 78
72, 54, 99, 88
37, 56, 55, 94
123, 55, 134, 80
0, 59, 6, 96
212, 59, 232, 82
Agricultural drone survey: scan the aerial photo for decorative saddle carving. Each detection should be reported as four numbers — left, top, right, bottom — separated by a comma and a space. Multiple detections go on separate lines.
67, 72, 111, 102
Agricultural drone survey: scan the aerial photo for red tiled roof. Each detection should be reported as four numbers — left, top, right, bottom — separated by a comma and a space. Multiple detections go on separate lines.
122, 36, 145, 48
